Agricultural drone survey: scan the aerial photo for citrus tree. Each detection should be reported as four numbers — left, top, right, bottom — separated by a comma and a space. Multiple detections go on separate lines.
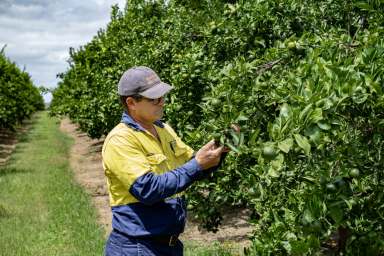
0, 48, 44, 129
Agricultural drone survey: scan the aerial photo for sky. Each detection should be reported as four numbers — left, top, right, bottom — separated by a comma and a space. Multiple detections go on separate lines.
0, 0, 126, 102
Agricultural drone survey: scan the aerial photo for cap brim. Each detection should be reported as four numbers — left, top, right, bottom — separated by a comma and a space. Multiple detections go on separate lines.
139, 82, 173, 99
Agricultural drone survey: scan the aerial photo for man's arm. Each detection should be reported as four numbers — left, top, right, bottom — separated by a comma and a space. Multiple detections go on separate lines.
130, 145, 227, 205
129, 158, 202, 205
104, 134, 224, 205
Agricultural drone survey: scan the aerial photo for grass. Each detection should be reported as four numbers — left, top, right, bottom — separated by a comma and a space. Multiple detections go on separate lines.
185, 241, 245, 256
0, 112, 105, 256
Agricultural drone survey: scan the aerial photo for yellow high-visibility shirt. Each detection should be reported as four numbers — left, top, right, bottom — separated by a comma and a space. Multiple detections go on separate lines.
102, 121, 194, 207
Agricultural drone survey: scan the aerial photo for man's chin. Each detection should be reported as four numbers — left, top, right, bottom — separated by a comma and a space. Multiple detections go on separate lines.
152, 112, 163, 122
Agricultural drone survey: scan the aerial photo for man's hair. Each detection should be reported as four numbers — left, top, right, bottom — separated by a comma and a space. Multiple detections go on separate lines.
120, 95, 143, 112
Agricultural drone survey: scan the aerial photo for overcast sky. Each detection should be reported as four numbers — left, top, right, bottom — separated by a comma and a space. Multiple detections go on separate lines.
0, 0, 126, 102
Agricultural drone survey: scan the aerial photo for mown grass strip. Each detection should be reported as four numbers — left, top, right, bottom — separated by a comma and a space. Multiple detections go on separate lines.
185, 241, 244, 256
0, 112, 105, 256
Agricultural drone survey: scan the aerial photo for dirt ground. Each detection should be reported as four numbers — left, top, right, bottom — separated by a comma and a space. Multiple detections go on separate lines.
59, 118, 252, 248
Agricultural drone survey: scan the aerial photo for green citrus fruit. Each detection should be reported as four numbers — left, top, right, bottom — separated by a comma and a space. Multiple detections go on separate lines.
287, 41, 296, 49
349, 168, 360, 178
334, 177, 346, 188
326, 183, 337, 192
262, 146, 276, 159
211, 98, 221, 107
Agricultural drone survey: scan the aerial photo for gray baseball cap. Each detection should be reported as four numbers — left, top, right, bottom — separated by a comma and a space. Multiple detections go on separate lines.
117, 66, 173, 99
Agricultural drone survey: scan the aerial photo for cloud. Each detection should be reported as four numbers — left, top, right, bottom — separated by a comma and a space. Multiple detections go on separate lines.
0, 0, 125, 94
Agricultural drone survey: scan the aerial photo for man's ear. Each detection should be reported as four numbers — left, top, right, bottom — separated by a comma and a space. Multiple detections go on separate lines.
126, 97, 136, 111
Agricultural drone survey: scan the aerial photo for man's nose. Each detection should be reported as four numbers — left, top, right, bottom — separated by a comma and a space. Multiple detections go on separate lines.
158, 97, 166, 106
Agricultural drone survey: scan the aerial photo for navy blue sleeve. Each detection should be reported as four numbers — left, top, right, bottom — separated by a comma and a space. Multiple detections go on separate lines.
129, 158, 203, 205
129, 154, 228, 205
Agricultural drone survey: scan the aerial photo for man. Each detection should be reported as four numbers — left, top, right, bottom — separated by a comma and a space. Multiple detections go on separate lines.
102, 66, 226, 255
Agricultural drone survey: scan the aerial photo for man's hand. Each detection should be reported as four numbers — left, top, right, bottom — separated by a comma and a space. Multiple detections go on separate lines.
195, 140, 225, 170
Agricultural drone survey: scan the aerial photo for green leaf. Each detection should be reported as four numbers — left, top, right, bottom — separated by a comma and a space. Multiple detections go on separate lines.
329, 206, 344, 224
302, 209, 314, 224
290, 240, 311, 255
352, 92, 368, 104
280, 103, 291, 118
239, 132, 244, 146
249, 129, 260, 145
278, 138, 293, 153
268, 167, 280, 178
230, 131, 240, 145
299, 103, 313, 122
308, 108, 323, 124
271, 153, 284, 170
294, 134, 311, 155
305, 125, 321, 145
354, 2, 374, 11
317, 121, 331, 130
235, 114, 248, 122
268, 154, 284, 178
301, 176, 316, 184
226, 141, 241, 154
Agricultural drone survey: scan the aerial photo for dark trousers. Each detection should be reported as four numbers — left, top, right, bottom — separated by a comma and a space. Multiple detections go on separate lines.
105, 230, 183, 256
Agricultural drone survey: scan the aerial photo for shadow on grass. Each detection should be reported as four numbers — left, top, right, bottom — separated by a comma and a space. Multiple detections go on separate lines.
9, 123, 36, 148
0, 167, 31, 177
0, 204, 10, 218
17, 130, 33, 143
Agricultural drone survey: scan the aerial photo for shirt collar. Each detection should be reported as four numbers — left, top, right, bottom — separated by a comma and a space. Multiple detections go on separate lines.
121, 111, 164, 132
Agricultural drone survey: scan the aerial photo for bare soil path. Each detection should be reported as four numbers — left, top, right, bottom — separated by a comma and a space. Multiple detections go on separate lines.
59, 118, 252, 248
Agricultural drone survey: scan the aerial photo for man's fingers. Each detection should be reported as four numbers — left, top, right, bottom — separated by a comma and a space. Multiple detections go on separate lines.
212, 145, 224, 156
222, 146, 231, 152
203, 140, 216, 150
199, 140, 224, 159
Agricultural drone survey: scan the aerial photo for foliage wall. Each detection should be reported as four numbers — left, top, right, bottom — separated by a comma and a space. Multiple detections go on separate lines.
0, 49, 44, 129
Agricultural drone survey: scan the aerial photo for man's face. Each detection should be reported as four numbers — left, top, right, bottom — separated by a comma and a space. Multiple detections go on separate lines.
128, 96, 166, 123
